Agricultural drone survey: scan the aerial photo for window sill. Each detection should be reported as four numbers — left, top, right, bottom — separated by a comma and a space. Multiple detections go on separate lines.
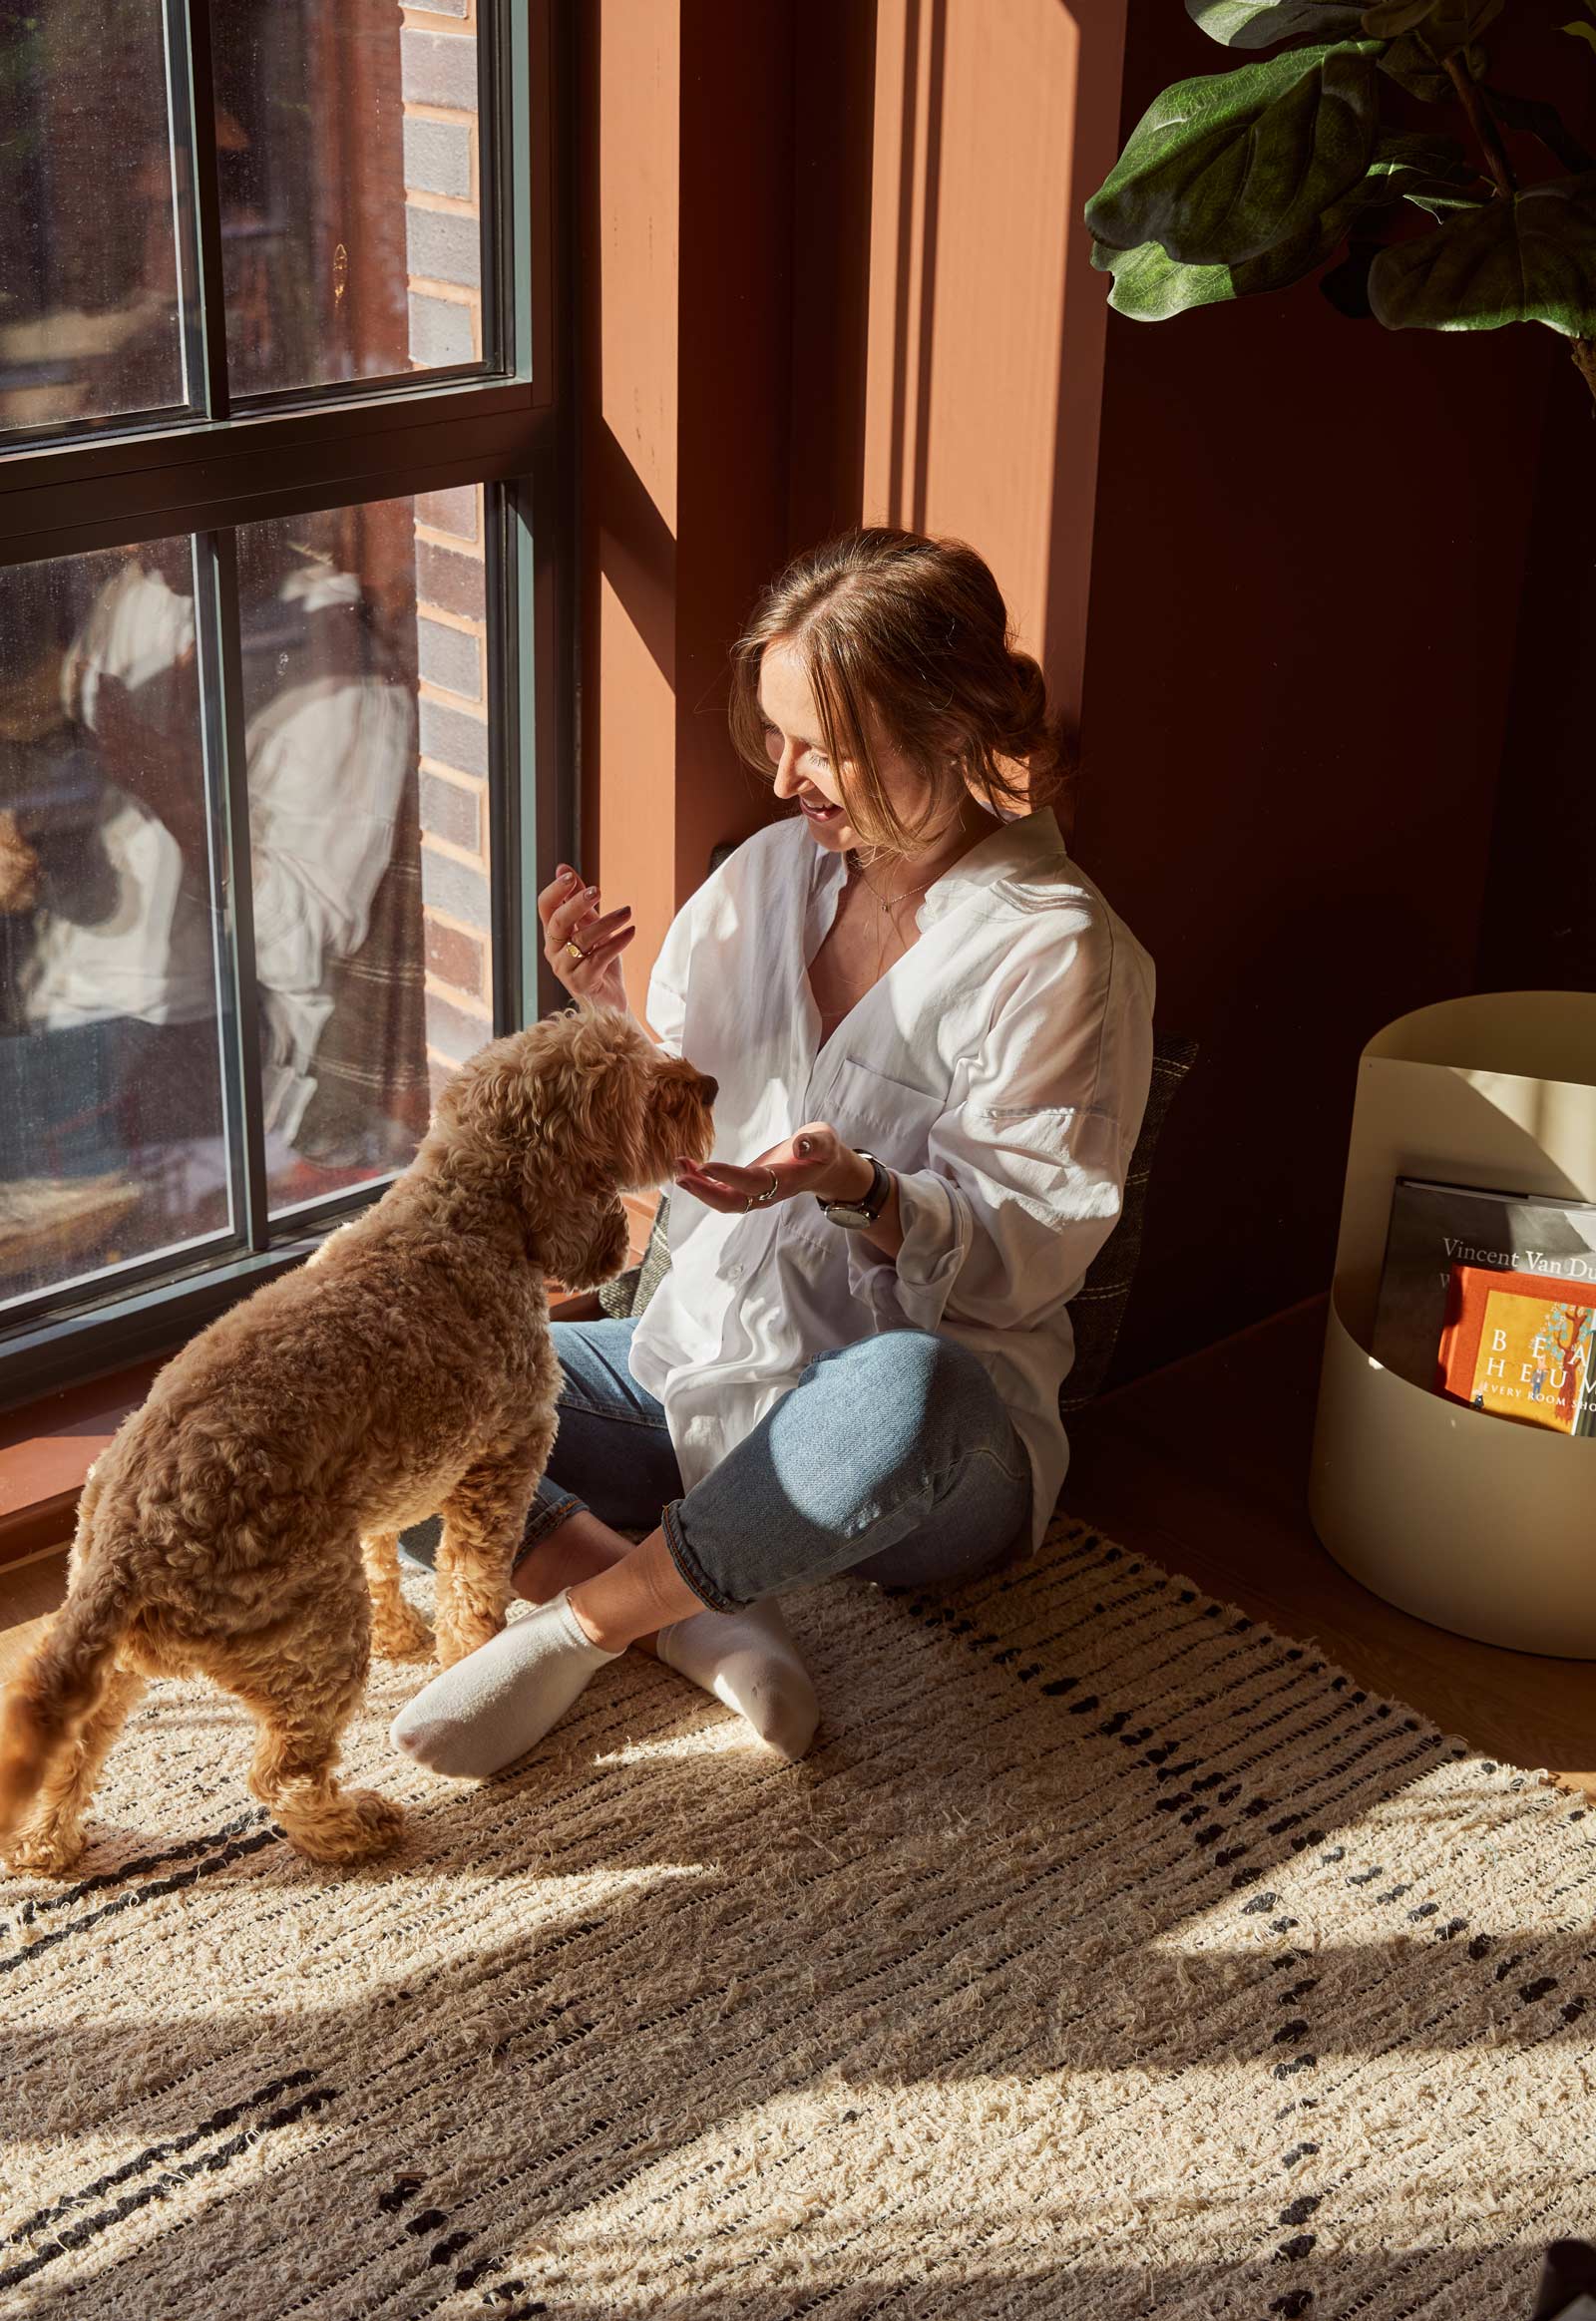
0, 1193, 661, 1567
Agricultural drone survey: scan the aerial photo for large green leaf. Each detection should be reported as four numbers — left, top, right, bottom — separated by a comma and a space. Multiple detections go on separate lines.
1089, 227, 1352, 318
1090, 238, 1238, 320
1185, 0, 1366, 44
1363, 0, 1503, 48
1369, 173, 1596, 335
1084, 42, 1383, 266
1091, 153, 1402, 321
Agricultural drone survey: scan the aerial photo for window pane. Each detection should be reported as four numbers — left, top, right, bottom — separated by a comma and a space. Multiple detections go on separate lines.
0, 544, 230, 1311
0, 3, 188, 438
235, 488, 492, 1217
214, 2, 487, 399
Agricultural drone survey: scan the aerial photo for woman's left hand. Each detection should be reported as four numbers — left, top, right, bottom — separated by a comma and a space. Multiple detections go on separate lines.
672, 1122, 871, 1213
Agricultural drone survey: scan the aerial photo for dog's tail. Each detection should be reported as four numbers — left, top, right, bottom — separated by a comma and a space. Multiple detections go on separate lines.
0, 1483, 136, 1855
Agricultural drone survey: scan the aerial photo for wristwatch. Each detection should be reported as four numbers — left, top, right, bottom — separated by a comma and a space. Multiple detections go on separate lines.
819, 1148, 892, 1231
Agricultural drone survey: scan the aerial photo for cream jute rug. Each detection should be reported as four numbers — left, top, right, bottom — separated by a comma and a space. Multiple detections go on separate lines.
3, 1516, 1594, 2320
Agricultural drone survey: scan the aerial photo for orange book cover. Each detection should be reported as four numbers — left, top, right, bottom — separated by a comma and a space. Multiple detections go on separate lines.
1435, 1265, 1596, 1435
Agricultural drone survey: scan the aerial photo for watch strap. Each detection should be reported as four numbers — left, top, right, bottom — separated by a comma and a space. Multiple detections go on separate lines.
820, 1148, 891, 1226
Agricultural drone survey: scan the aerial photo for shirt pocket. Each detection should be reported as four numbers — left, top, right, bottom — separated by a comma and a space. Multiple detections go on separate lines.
823, 1054, 947, 1174
781, 1055, 950, 1264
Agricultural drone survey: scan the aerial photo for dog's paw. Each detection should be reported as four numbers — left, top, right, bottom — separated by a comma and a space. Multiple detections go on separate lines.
4, 1814, 87, 1880
434, 1615, 504, 1671
371, 1602, 436, 1663
281, 1787, 406, 1867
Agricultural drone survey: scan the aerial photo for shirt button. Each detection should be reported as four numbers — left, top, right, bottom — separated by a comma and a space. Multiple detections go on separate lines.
725, 1262, 743, 1283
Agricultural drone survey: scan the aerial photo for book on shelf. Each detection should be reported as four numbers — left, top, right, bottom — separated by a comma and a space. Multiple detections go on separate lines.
1371, 1177, 1596, 1396
1435, 1264, 1596, 1436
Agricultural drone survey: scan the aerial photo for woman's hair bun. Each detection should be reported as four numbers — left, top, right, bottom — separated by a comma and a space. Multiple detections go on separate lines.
1005, 648, 1049, 751
1003, 645, 1074, 797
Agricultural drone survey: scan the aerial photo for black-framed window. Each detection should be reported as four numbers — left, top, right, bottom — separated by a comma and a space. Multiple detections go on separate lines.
0, 0, 575, 1405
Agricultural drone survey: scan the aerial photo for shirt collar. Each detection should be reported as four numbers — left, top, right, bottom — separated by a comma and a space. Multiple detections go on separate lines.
814, 804, 1070, 928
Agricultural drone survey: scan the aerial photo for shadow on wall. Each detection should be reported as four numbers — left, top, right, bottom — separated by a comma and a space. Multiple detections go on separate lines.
848, 0, 1127, 739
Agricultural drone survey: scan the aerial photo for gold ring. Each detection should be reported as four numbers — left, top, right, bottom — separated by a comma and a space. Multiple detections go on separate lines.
566, 939, 588, 964
743, 1166, 780, 1212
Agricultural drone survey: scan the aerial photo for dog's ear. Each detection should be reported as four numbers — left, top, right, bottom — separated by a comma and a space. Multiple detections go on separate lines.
538, 1196, 633, 1294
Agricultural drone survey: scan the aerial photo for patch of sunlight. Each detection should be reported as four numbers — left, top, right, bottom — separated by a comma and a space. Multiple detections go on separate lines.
1147, 1756, 1582, 1954
593, 1722, 764, 1766
536, 2070, 1573, 2276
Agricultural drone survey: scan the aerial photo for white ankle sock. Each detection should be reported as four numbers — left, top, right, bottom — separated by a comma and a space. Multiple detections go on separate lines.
389, 1590, 621, 1779
654, 1598, 819, 1761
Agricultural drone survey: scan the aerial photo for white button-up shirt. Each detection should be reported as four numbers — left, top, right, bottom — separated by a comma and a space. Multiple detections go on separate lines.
626, 804, 1156, 1554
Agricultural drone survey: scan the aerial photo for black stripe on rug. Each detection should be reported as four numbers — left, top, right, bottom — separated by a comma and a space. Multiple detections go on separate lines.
0, 1822, 280, 1976
4, 1807, 271, 1926
0, 2075, 339, 2293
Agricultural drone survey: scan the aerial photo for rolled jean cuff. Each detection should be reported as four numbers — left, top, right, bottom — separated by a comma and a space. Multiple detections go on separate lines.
660, 1495, 744, 1615
517, 1487, 588, 1559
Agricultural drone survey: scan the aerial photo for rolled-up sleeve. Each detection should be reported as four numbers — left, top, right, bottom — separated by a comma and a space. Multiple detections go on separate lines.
849, 921, 1154, 1337
881, 1104, 1131, 1335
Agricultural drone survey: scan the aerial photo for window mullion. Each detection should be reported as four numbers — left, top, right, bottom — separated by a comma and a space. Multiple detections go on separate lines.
194, 530, 269, 1251
515, 464, 577, 1029
484, 485, 518, 1036
172, 0, 231, 421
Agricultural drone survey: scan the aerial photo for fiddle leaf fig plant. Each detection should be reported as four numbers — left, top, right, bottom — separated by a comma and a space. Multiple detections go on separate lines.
1084, 0, 1596, 402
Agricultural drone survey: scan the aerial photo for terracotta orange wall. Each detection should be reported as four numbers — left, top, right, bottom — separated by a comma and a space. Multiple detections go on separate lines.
580, 0, 679, 1033
579, 0, 792, 1038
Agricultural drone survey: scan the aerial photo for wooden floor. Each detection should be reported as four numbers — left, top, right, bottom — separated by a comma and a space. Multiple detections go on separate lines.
3, 1296, 1590, 1792
1065, 1297, 1594, 1798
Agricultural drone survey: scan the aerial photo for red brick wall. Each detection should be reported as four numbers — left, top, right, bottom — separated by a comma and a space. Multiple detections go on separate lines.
402, 5, 492, 1112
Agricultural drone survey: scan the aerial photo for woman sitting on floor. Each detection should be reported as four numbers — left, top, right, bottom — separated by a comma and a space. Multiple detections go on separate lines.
391, 525, 1156, 1776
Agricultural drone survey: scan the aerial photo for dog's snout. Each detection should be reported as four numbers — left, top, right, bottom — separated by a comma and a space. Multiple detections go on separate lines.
699, 1075, 718, 1105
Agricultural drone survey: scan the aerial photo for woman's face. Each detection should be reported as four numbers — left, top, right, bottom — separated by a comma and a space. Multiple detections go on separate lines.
758, 637, 927, 857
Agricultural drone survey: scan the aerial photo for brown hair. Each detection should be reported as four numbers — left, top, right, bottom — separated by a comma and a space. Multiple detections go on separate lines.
728, 526, 1075, 865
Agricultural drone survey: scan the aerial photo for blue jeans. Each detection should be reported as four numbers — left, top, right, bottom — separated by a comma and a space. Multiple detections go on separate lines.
505, 1317, 1032, 1613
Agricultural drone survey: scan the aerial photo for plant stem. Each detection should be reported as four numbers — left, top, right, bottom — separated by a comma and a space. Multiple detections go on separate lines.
1446, 53, 1517, 196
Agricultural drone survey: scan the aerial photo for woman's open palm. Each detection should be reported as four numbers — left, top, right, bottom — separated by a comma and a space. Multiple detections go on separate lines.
538, 865, 635, 1011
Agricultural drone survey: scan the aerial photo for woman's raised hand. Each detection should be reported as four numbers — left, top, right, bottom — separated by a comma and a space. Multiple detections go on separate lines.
539, 864, 635, 1010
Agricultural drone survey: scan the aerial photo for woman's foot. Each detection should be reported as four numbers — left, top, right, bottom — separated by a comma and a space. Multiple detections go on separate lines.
517, 1513, 820, 1759
389, 1590, 620, 1778
654, 1600, 819, 1761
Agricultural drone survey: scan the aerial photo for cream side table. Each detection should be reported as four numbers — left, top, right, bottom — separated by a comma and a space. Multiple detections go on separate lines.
1309, 991, 1596, 1658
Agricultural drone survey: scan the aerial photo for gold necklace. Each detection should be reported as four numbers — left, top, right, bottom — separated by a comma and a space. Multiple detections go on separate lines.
846, 852, 936, 979
847, 851, 936, 916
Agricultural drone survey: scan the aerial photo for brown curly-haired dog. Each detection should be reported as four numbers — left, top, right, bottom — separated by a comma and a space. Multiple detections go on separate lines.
0, 1004, 716, 1874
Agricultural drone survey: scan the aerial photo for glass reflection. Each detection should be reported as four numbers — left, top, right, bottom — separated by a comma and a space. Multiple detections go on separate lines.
0, 490, 488, 1311
236, 502, 432, 1211
0, 543, 227, 1304
0, 1, 187, 435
